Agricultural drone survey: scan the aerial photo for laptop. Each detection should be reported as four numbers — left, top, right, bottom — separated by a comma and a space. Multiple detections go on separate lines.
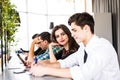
17, 53, 27, 66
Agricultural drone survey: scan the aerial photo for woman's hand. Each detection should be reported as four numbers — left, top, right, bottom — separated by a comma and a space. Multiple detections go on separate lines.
49, 42, 60, 49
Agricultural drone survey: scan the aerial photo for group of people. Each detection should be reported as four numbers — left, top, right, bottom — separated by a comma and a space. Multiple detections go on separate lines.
25, 24, 79, 67
23, 12, 120, 80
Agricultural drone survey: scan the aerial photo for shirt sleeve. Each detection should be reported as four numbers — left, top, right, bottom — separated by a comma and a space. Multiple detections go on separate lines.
70, 66, 85, 80
58, 47, 84, 68
58, 52, 78, 68
69, 51, 103, 80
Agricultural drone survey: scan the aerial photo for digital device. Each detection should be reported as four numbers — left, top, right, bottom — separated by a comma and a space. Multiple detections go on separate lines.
17, 54, 27, 66
13, 69, 26, 74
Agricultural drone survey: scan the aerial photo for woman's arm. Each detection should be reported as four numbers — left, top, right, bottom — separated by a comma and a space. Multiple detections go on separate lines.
48, 42, 58, 63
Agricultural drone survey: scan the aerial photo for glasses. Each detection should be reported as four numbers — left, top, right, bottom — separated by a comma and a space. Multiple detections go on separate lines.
37, 40, 44, 44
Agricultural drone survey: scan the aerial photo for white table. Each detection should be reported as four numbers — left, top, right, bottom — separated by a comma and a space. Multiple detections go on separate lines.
0, 53, 71, 80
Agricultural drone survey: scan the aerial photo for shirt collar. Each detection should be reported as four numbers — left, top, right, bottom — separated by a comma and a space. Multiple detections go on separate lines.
85, 34, 98, 53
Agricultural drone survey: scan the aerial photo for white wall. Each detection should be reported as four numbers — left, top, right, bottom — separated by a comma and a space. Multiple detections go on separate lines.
10, 0, 92, 51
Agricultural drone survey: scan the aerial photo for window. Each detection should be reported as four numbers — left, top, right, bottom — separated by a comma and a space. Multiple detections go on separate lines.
10, 0, 92, 50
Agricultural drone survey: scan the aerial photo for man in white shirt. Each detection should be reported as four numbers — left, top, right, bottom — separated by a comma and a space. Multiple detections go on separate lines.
30, 12, 120, 80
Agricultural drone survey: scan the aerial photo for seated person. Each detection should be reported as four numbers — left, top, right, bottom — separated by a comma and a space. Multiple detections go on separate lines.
31, 33, 45, 56
35, 24, 79, 63
27, 32, 63, 65
26, 32, 51, 66
20, 33, 46, 60
30, 12, 120, 80
48, 24, 79, 63
28, 25, 79, 65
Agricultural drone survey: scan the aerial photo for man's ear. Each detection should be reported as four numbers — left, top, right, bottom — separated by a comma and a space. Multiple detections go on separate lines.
44, 40, 48, 44
83, 25, 89, 31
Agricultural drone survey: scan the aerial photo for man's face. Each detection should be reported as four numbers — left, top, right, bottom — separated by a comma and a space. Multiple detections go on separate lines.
36, 37, 43, 48
71, 22, 86, 43
37, 36, 48, 50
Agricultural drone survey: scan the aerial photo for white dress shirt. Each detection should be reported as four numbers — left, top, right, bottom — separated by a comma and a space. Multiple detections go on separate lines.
59, 35, 120, 80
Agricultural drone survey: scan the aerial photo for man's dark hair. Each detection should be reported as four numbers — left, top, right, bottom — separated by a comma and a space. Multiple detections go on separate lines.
68, 12, 95, 34
39, 32, 51, 43
32, 33, 39, 39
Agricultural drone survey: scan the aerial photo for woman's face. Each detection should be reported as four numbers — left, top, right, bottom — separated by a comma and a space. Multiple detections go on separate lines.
55, 28, 69, 46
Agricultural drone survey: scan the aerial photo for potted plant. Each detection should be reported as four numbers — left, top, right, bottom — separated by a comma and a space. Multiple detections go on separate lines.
0, 0, 20, 72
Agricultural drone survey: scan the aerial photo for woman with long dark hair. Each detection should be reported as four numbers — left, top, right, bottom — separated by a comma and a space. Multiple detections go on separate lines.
49, 24, 79, 62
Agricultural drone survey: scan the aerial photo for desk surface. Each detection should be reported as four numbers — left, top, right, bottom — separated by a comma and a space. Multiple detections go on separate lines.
0, 53, 70, 80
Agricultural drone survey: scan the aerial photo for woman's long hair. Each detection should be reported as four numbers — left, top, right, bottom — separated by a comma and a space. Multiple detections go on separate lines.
51, 24, 79, 53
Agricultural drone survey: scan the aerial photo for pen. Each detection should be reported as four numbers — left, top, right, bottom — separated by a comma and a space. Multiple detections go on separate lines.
34, 56, 38, 64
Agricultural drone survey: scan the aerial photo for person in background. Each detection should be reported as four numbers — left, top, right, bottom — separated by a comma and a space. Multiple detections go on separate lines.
18, 33, 45, 61
31, 33, 46, 56
27, 31, 64, 66
48, 24, 79, 63
26, 32, 51, 67
36, 24, 79, 63
30, 12, 120, 80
